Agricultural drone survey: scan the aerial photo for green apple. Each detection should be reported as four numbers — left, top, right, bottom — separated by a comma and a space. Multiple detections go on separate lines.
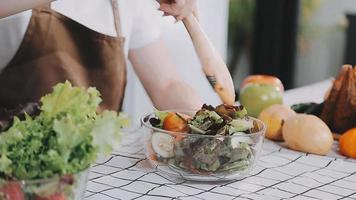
239, 83, 283, 117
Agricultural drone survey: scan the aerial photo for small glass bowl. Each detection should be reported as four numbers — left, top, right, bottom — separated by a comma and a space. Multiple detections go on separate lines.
0, 169, 89, 200
141, 111, 266, 181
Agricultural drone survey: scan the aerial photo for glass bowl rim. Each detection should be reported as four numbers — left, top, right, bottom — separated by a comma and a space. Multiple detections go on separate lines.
141, 110, 266, 138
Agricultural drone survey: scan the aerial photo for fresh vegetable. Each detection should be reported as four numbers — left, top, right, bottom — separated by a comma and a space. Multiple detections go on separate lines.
282, 114, 333, 155
320, 65, 356, 134
149, 111, 169, 129
228, 118, 254, 133
171, 136, 253, 172
147, 104, 260, 174
230, 136, 253, 149
339, 128, 356, 158
0, 103, 40, 132
0, 182, 24, 200
0, 81, 129, 198
259, 105, 296, 141
291, 102, 324, 116
215, 104, 248, 119
151, 132, 175, 158
189, 109, 223, 135
239, 83, 283, 117
163, 112, 188, 132
35, 193, 67, 200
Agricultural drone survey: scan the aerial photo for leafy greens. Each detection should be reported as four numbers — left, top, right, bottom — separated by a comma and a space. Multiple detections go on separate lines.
148, 104, 257, 174
0, 81, 129, 180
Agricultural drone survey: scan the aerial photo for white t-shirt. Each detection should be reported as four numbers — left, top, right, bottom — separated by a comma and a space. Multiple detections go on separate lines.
0, 0, 162, 71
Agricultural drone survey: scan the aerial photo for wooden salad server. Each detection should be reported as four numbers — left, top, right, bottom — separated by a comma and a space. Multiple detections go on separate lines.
157, 0, 235, 105
182, 14, 235, 105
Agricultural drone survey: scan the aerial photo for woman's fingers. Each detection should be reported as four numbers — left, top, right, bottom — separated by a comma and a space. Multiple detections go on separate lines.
159, 0, 197, 21
159, 3, 178, 16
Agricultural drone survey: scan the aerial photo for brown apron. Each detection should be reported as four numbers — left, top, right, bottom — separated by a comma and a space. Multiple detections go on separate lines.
0, 0, 126, 111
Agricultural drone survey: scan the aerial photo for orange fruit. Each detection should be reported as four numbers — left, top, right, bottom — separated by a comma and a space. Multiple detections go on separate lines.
339, 128, 356, 158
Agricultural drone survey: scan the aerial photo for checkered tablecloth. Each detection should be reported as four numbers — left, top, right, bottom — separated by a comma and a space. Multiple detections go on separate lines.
85, 80, 356, 200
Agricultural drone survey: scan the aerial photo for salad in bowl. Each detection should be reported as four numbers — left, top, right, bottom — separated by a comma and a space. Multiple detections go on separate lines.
141, 104, 266, 181
0, 81, 128, 200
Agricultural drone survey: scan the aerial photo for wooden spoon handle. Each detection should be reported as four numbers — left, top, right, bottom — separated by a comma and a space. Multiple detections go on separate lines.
182, 14, 235, 105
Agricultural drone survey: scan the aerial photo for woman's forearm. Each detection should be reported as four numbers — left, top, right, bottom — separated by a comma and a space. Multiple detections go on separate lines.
0, 0, 53, 18
129, 38, 204, 111
153, 79, 203, 110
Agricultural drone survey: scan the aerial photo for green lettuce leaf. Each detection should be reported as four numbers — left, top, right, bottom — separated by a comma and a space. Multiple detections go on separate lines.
91, 111, 129, 156
40, 81, 101, 118
228, 118, 254, 133
0, 81, 129, 180
235, 107, 248, 118
153, 110, 169, 128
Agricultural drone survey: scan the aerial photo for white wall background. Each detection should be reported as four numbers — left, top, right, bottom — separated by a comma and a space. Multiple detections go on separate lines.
295, 0, 356, 87
122, 0, 229, 125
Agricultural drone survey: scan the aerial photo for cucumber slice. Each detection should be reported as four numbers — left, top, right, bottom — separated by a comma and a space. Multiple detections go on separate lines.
231, 133, 253, 148
151, 132, 175, 158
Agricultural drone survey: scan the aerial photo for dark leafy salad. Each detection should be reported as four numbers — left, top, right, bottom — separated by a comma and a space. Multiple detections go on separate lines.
0, 81, 129, 199
146, 104, 261, 174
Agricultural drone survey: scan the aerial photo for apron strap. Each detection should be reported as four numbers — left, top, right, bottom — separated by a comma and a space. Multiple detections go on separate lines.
111, 0, 123, 37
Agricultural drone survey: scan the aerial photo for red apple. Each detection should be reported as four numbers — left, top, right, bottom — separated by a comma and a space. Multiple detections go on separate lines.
241, 75, 284, 92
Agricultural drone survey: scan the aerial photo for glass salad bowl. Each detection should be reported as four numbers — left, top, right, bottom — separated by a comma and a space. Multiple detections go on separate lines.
0, 169, 89, 200
141, 108, 266, 182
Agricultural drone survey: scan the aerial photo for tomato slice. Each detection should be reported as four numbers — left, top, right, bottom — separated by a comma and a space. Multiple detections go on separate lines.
163, 113, 188, 132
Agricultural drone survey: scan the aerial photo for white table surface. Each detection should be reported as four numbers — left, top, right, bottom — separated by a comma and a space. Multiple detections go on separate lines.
85, 80, 356, 200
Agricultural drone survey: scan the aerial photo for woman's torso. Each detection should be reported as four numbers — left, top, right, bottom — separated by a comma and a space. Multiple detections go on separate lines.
0, 0, 161, 72
0, 0, 161, 110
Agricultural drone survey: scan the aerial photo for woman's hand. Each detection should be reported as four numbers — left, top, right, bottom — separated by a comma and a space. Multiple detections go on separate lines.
158, 0, 198, 21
